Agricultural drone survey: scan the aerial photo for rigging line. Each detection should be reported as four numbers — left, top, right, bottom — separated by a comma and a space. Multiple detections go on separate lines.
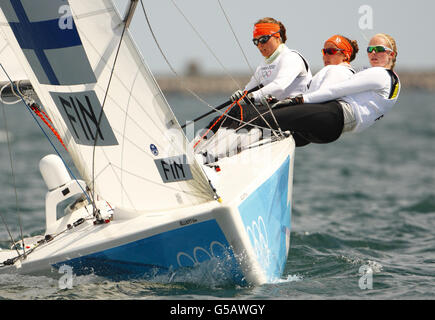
235, 107, 279, 132
91, 19, 128, 217
139, 0, 217, 112
88, 6, 204, 163
139, 2, 279, 193
82, 80, 210, 197
216, 0, 254, 75
69, 28, 180, 145
140, 1, 277, 137
0, 211, 21, 258
139, 1, 219, 196
88, 77, 196, 163
0, 112, 22, 256
222, 97, 280, 138
169, 0, 242, 89
93, 129, 212, 200
71, 25, 200, 157
0, 64, 92, 208
194, 108, 281, 150
140, 0, 265, 135
250, 95, 283, 137
198, 106, 283, 152
0, 100, 25, 256
139, 1, 177, 75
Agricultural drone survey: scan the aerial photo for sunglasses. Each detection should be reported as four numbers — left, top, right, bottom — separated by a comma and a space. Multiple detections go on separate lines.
252, 31, 280, 46
367, 45, 393, 53
322, 48, 344, 56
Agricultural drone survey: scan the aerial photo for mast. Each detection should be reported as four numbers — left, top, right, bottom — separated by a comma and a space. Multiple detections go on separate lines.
124, 0, 138, 28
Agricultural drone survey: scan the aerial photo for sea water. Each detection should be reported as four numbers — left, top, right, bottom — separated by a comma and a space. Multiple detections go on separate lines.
0, 88, 434, 300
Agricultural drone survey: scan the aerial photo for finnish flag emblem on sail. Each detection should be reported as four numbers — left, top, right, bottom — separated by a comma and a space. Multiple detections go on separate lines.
0, 0, 96, 85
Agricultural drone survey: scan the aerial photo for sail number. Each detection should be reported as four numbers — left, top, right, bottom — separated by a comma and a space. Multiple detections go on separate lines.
154, 155, 193, 183
50, 91, 118, 146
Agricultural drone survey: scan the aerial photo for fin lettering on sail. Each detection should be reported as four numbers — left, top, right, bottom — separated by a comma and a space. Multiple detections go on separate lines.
0, 0, 96, 85
155, 155, 193, 183
50, 91, 118, 146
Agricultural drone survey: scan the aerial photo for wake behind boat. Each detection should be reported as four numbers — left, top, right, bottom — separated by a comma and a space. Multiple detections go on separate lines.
0, 0, 295, 285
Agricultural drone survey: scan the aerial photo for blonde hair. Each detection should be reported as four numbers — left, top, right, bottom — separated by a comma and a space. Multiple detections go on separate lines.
374, 33, 398, 70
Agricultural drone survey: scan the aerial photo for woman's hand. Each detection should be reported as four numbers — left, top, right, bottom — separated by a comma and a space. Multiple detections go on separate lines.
272, 95, 304, 109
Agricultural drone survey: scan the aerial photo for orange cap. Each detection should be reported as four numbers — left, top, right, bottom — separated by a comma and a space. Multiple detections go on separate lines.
253, 23, 281, 39
325, 35, 353, 61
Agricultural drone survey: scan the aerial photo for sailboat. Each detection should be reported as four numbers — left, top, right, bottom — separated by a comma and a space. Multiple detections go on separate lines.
0, 0, 295, 285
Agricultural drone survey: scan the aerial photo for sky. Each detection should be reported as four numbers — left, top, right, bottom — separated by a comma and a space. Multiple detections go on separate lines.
114, 0, 435, 76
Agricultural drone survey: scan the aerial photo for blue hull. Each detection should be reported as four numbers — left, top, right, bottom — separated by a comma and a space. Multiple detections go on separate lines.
54, 156, 292, 285
54, 219, 245, 284
238, 156, 291, 282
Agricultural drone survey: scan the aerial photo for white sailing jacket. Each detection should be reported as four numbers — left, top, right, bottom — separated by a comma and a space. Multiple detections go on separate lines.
245, 44, 312, 102
303, 67, 400, 133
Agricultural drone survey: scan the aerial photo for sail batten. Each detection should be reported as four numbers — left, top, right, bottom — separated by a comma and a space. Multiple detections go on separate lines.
0, 0, 216, 212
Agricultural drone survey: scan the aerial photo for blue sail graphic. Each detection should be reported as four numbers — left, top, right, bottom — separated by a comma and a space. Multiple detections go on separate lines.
0, 0, 96, 85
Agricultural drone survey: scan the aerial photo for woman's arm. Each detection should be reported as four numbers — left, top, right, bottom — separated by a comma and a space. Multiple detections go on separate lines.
319, 66, 354, 88
303, 67, 389, 103
250, 52, 306, 101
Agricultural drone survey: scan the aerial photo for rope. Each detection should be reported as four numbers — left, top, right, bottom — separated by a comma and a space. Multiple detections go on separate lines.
0, 64, 93, 209
30, 103, 68, 151
139, 0, 220, 114
140, 1, 281, 138
169, 0, 242, 89
90, 17, 128, 219
0, 84, 25, 257
193, 93, 245, 149
216, 0, 255, 75
1, 215, 92, 267
0, 82, 21, 105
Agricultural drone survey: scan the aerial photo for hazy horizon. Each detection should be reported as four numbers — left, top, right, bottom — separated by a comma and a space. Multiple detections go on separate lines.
115, 0, 435, 76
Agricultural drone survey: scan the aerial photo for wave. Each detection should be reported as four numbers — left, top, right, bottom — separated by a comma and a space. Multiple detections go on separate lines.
401, 195, 435, 214
0, 130, 12, 143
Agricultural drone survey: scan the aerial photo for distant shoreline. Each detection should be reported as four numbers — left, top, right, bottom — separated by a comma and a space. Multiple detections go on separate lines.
156, 70, 435, 94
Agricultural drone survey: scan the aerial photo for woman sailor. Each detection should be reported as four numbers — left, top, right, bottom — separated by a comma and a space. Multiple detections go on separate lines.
230, 17, 312, 106
289, 34, 359, 146
240, 33, 400, 147
195, 17, 311, 159
308, 34, 359, 92
221, 33, 359, 147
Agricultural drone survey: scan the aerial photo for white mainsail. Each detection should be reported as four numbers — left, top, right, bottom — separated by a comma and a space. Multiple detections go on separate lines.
0, 0, 216, 212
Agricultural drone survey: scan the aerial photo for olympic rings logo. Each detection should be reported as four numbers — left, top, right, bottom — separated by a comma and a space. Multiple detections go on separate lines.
246, 216, 270, 267
261, 70, 272, 78
176, 241, 230, 267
